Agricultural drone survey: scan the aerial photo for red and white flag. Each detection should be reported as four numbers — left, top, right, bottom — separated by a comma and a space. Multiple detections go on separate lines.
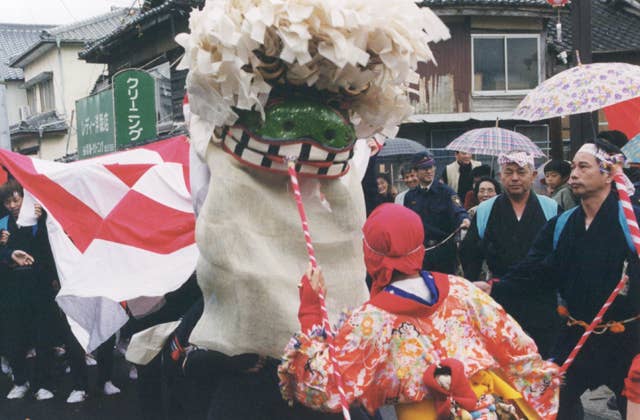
0, 136, 198, 351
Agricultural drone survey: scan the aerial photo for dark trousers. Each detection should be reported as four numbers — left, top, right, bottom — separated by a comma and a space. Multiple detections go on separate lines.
0, 268, 55, 389
62, 319, 116, 391
138, 349, 220, 420
422, 241, 457, 275
207, 358, 378, 420
554, 326, 639, 419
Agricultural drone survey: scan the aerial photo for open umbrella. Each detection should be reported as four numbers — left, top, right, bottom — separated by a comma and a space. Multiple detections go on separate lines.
445, 127, 545, 157
622, 134, 640, 164
377, 137, 429, 157
513, 62, 640, 122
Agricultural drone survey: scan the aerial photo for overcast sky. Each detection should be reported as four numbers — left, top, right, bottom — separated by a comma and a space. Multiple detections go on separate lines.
0, 0, 138, 25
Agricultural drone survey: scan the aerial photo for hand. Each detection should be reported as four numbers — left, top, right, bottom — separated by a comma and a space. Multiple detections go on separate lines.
11, 250, 35, 266
473, 281, 492, 294
305, 263, 326, 295
459, 219, 471, 230
34, 204, 43, 219
366, 138, 382, 156
0, 230, 9, 246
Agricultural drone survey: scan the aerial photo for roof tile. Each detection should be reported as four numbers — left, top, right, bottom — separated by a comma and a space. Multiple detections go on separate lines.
420, 0, 548, 6
0, 23, 54, 80
548, 0, 640, 54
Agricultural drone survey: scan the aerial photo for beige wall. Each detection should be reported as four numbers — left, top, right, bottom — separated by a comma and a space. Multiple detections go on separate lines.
12, 133, 67, 159
21, 44, 105, 160
5, 81, 29, 125
39, 133, 68, 159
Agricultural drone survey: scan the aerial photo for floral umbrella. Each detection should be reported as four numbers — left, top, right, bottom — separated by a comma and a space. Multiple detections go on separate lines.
513, 62, 640, 122
445, 127, 545, 157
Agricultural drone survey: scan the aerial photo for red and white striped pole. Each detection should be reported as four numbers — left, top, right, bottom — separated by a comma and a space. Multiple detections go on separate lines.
560, 172, 640, 373
286, 159, 351, 420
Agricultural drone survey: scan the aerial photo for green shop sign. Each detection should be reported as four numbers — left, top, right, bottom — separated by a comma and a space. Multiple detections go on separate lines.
76, 89, 116, 159
113, 69, 157, 147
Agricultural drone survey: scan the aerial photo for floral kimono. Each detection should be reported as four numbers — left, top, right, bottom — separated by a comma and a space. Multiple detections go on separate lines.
279, 272, 559, 419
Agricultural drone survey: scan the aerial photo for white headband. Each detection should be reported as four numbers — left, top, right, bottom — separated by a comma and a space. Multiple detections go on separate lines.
577, 143, 626, 173
498, 151, 535, 169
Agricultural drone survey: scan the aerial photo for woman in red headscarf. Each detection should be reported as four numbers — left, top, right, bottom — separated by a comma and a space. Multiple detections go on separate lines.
278, 204, 559, 419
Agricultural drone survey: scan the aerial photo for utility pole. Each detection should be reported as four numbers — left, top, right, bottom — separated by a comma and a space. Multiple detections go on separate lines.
569, 0, 597, 157
0, 77, 10, 150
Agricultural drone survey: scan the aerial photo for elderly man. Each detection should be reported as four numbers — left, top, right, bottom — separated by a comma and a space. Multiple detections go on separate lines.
460, 151, 560, 357
442, 150, 482, 199
403, 152, 469, 274
472, 139, 640, 419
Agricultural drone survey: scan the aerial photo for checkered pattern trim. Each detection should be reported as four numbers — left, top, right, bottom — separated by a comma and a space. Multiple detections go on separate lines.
221, 126, 354, 179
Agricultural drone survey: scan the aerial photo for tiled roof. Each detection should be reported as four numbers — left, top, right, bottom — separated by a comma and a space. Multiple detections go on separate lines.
0, 23, 54, 80
79, 0, 188, 60
46, 7, 136, 43
548, 0, 640, 54
10, 8, 137, 68
10, 110, 68, 136
420, 0, 548, 6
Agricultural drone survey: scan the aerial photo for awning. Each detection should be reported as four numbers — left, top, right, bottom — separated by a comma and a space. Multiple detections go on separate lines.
406, 111, 517, 123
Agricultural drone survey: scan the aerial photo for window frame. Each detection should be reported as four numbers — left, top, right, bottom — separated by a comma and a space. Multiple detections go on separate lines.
471, 33, 542, 96
39, 78, 55, 113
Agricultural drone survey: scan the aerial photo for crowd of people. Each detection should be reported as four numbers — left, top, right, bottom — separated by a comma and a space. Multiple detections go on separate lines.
0, 180, 123, 403
2, 131, 640, 420
353, 130, 640, 419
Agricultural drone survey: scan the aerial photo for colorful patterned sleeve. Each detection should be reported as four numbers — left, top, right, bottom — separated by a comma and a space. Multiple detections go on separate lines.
278, 306, 390, 413
461, 278, 560, 419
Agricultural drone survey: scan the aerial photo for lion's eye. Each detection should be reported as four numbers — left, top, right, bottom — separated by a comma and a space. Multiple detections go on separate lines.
324, 129, 336, 141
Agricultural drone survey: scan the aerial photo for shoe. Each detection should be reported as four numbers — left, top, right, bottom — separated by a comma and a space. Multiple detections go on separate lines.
85, 353, 97, 366
25, 348, 36, 359
66, 389, 87, 403
35, 388, 54, 401
54, 346, 66, 357
1, 357, 11, 375
7, 382, 29, 399
128, 365, 138, 380
103, 381, 120, 395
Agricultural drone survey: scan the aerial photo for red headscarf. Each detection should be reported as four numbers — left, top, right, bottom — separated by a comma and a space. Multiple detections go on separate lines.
362, 203, 425, 296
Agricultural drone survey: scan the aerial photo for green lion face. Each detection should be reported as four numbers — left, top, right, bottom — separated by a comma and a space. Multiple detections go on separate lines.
236, 99, 356, 150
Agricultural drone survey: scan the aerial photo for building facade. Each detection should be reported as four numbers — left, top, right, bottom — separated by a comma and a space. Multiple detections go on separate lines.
8, 8, 136, 159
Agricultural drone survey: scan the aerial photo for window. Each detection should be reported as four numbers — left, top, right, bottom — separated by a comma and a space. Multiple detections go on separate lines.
472, 34, 540, 95
39, 78, 55, 112
24, 72, 55, 115
148, 61, 173, 132
26, 86, 37, 115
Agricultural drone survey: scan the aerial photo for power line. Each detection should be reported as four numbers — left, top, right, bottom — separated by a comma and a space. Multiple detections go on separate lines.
56, 0, 77, 21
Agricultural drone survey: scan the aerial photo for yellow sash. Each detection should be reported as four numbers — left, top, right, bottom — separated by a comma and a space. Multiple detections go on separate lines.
394, 370, 539, 420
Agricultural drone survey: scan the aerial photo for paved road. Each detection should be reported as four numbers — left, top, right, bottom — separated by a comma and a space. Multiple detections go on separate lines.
0, 354, 624, 420
0, 353, 141, 420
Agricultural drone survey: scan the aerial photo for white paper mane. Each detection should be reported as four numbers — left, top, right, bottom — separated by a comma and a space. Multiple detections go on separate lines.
177, 0, 450, 153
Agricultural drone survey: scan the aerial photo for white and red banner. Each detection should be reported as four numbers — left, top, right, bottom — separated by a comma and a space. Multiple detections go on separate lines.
0, 136, 198, 351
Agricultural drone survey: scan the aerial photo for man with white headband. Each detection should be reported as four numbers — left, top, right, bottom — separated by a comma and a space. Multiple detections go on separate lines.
460, 150, 560, 357
473, 139, 640, 419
